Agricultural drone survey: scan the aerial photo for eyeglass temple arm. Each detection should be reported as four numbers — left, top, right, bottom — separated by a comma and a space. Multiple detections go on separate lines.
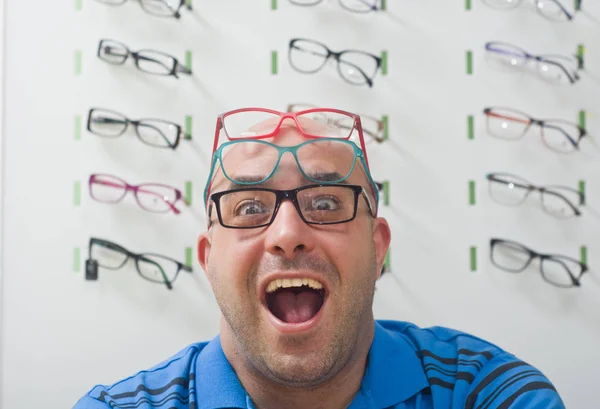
135, 122, 176, 147
354, 0, 379, 10
485, 111, 531, 125
542, 123, 578, 147
139, 256, 173, 290
337, 58, 374, 87
175, 60, 192, 75
548, 257, 580, 286
551, 0, 573, 18
92, 116, 127, 125
103, 46, 129, 58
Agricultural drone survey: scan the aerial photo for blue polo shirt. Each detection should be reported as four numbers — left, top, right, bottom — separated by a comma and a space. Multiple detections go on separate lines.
73, 320, 565, 408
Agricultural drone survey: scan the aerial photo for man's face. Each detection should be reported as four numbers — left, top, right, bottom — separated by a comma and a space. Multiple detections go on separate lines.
198, 123, 390, 388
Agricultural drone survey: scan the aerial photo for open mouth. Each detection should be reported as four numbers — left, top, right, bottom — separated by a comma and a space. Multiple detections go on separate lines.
265, 278, 326, 324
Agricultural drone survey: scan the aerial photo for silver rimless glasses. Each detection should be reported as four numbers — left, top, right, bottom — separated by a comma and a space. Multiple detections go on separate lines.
481, 0, 582, 21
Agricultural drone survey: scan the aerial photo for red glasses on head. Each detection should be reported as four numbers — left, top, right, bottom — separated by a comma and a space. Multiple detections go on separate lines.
209, 107, 372, 170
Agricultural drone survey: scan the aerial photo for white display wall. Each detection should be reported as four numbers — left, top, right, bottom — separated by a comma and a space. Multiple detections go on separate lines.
1, 1, 599, 408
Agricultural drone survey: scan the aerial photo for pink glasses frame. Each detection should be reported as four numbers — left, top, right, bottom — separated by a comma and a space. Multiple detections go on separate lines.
88, 173, 186, 215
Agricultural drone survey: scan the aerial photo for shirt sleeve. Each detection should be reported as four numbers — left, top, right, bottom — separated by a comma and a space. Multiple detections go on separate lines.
71, 395, 112, 409
463, 352, 566, 409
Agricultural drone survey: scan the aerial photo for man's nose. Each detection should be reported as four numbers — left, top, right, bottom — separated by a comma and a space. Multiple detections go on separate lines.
264, 199, 314, 260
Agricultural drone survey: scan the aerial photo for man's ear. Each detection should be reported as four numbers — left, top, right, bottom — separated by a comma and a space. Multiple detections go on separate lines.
372, 217, 391, 279
197, 231, 212, 277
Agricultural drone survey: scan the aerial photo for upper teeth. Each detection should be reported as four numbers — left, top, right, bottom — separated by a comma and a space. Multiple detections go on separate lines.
266, 278, 324, 293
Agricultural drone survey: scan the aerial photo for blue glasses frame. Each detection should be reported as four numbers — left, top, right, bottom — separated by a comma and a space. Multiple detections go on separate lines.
203, 138, 380, 213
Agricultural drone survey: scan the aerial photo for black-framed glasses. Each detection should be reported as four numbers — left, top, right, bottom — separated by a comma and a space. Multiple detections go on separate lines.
490, 238, 588, 288
97, 39, 192, 78
486, 172, 585, 219
483, 107, 586, 153
85, 237, 192, 290
288, 0, 382, 13
288, 38, 382, 87
286, 103, 386, 143
87, 108, 191, 149
92, 0, 192, 18
208, 184, 375, 229
485, 41, 581, 85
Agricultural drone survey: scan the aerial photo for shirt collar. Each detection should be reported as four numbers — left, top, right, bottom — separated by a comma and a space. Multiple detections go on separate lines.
357, 321, 429, 408
195, 335, 248, 409
195, 321, 429, 409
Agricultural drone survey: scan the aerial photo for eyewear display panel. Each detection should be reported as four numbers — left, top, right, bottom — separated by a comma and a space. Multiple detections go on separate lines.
87, 108, 191, 149
288, 38, 382, 87
486, 172, 585, 218
92, 0, 192, 18
89, 173, 186, 214
97, 39, 192, 78
86, 237, 192, 290
483, 107, 586, 153
490, 238, 588, 288
485, 41, 581, 85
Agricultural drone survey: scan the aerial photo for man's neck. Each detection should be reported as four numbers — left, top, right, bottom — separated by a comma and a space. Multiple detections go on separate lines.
221, 320, 375, 409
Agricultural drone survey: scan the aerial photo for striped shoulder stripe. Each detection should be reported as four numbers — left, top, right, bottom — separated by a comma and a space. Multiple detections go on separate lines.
496, 382, 557, 409
465, 356, 558, 409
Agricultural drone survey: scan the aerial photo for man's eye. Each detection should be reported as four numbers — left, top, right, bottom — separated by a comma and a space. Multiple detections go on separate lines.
310, 196, 340, 211
235, 200, 269, 216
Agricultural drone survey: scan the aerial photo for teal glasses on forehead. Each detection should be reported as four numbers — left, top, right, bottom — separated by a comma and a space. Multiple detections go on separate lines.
203, 138, 379, 211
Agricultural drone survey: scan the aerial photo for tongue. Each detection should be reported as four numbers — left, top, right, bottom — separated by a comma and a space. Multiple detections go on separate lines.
270, 288, 322, 324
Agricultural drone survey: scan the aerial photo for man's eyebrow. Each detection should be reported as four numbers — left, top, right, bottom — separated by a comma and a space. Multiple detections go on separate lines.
307, 172, 347, 183
225, 175, 270, 190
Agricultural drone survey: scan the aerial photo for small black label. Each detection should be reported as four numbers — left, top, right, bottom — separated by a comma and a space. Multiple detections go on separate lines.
85, 259, 99, 281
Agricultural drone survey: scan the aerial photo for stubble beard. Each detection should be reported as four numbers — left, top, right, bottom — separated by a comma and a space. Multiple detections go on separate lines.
211, 252, 378, 389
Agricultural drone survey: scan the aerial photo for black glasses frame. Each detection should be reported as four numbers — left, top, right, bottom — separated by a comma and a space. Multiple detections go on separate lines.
288, 38, 382, 88
97, 39, 192, 78
209, 184, 374, 229
484, 41, 582, 84
486, 172, 585, 218
93, 0, 192, 19
288, 0, 382, 13
86, 237, 192, 290
483, 107, 587, 151
87, 108, 191, 149
490, 238, 588, 288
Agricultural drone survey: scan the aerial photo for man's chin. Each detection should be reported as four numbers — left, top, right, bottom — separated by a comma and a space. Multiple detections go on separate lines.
264, 351, 338, 388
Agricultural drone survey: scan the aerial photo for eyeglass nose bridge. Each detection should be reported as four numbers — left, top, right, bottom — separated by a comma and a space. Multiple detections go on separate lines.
531, 119, 544, 126
270, 189, 303, 225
